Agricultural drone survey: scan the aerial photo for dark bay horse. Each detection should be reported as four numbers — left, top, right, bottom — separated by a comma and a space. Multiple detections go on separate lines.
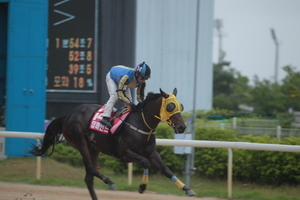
29, 88, 196, 200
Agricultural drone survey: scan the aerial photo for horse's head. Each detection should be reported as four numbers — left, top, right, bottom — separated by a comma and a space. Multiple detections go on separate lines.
159, 88, 186, 134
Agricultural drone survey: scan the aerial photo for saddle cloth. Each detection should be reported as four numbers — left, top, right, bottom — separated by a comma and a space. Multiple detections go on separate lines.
89, 106, 131, 134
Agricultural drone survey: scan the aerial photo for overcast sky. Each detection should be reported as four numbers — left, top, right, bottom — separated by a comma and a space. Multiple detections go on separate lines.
213, 0, 300, 84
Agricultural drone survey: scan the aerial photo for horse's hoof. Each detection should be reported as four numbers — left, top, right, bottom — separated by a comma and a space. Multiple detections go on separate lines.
138, 188, 144, 194
186, 189, 196, 196
108, 184, 117, 190
138, 184, 146, 194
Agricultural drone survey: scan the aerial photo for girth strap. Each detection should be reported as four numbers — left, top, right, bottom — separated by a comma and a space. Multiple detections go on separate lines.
126, 123, 155, 141
127, 123, 156, 135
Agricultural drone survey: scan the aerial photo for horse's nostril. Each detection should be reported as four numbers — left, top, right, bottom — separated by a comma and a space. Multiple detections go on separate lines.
178, 125, 186, 133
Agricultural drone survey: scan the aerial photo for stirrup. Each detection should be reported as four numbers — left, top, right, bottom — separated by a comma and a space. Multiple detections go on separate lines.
100, 118, 112, 128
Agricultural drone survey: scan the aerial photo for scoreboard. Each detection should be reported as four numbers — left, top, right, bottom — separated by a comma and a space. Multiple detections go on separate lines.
47, 0, 98, 93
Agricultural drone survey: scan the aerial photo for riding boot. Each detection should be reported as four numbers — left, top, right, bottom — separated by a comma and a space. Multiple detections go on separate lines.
100, 117, 112, 128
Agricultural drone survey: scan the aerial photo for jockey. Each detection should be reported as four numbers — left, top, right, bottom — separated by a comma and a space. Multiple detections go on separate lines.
100, 62, 151, 127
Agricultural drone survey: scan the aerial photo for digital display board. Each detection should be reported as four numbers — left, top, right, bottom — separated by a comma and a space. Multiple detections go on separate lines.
47, 0, 98, 92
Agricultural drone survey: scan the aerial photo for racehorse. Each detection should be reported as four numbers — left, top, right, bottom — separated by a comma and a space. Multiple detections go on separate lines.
29, 88, 196, 200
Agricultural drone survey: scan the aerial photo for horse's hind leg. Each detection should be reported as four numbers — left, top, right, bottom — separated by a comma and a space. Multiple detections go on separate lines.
83, 148, 99, 200
148, 151, 196, 196
84, 146, 117, 187
76, 142, 116, 200
87, 147, 117, 190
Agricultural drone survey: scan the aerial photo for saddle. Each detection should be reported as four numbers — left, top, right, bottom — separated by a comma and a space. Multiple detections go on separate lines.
89, 106, 131, 134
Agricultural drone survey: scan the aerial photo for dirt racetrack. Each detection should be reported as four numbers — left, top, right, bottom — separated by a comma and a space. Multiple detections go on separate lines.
0, 182, 227, 200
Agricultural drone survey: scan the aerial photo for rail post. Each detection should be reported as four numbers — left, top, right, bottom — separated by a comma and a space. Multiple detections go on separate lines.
277, 126, 281, 141
36, 139, 42, 180
233, 117, 237, 129
227, 148, 233, 199
128, 163, 133, 185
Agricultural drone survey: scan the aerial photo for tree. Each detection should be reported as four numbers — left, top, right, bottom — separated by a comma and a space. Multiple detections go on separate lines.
249, 66, 300, 113
281, 65, 300, 111
212, 61, 300, 115
249, 76, 286, 113
213, 62, 234, 97
213, 62, 250, 111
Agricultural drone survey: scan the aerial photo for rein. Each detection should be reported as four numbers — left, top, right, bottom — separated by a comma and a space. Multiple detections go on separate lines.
127, 93, 182, 141
141, 111, 156, 141
142, 109, 173, 126
141, 93, 181, 127
124, 109, 170, 141
141, 110, 173, 141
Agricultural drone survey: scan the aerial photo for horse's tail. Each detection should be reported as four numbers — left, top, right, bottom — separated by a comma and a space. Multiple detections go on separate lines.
28, 116, 67, 157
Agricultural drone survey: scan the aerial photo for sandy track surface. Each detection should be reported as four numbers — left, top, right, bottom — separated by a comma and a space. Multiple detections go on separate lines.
0, 182, 226, 200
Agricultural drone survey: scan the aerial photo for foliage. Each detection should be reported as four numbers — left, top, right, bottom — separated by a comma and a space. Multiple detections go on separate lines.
51, 142, 83, 167
213, 63, 235, 97
205, 108, 235, 120
213, 94, 236, 111
281, 66, 300, 111
193, 108, 235, 119
289, 84, 300, 98
250, 77, 286, 112
277, 112, 295, 128
213, 62, 300, 113
154, 123, 185, 173
233, 135, 300, 185
213, 62, 251, 111
244, 66, 300, 113
194, 127, 238, 179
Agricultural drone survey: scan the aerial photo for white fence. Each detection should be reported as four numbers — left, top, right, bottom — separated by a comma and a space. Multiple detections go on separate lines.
1, 131, 300, 198
198, 117, 300, 139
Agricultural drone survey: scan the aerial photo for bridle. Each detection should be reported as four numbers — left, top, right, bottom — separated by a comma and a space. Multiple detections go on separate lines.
130, 93, 184, 140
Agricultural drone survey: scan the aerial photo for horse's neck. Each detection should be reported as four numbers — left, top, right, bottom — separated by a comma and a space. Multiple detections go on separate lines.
142, 99, 161, 129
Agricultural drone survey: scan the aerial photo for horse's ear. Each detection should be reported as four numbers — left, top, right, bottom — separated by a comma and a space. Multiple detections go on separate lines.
160, 88, 169, 98
173, 88, 177, 96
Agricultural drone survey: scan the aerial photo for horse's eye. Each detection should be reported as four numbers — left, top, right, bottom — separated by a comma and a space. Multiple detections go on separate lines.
166, 103, 175, 112
181, 104, 184, 111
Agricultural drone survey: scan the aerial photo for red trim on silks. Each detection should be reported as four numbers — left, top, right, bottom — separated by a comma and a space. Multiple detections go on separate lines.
89, 106, 131, 134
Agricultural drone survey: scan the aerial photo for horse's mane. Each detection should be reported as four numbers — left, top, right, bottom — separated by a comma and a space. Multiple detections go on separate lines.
137, 92, 161, 109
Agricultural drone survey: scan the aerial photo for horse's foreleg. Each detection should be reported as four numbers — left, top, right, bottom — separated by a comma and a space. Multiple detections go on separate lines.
138, 168, 149, 194
148, 151, 196, 196
119, 149, 150, 194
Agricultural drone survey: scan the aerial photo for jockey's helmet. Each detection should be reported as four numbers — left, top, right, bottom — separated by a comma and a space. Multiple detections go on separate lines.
135, 62, 151, 80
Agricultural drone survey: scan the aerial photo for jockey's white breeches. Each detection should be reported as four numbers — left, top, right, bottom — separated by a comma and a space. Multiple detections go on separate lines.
103, 72, 132, 117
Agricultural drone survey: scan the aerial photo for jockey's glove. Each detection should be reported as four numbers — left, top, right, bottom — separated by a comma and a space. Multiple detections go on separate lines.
129, 102, 137, 110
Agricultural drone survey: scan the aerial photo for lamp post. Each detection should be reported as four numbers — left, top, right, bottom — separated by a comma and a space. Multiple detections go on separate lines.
215, 19, 224, 65
184, 0, 200, 188
270, 28, 279, 83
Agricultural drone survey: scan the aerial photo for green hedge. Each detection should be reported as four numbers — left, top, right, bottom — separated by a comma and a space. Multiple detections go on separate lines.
233, 135, 300, 185
194, 127, 238, 179
50, 123, 300, 185
51, 142, 83, 167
